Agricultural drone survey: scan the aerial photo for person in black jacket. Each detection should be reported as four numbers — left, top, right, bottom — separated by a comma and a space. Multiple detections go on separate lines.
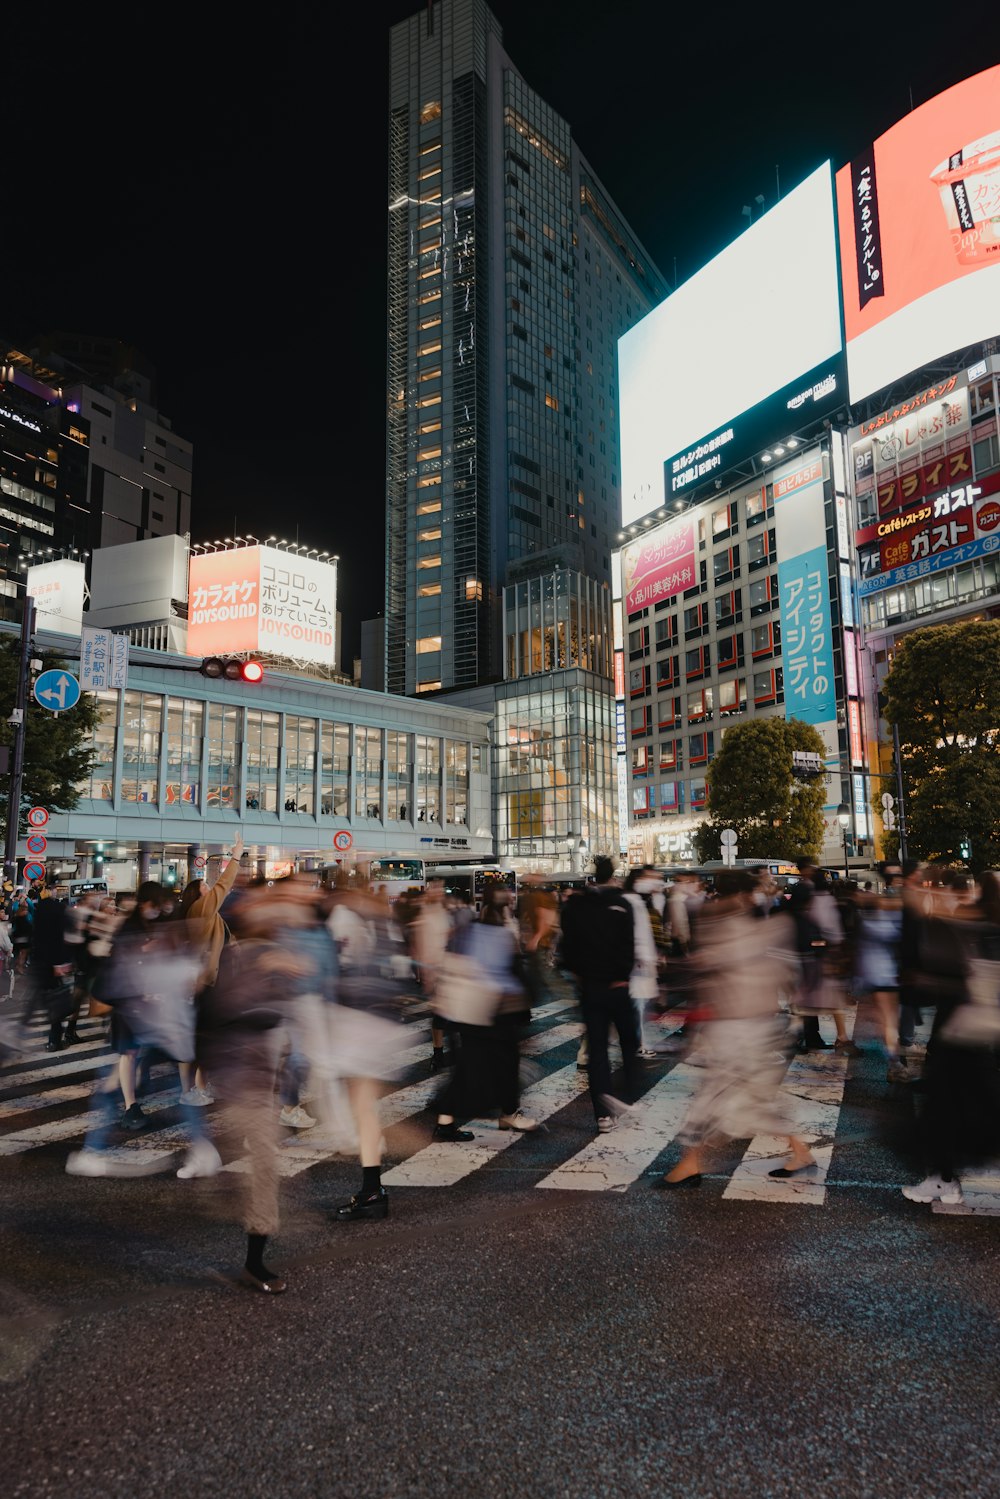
559, 856, 637, 1134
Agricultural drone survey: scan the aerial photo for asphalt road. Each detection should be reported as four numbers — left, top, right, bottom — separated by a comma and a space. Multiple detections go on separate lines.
2, 978, 999, 1499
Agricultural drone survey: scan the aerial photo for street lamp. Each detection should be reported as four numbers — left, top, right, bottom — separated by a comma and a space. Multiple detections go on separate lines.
837, 803, 851, 883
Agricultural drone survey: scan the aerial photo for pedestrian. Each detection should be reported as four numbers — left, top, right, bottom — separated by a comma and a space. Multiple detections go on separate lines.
176, 834, 245, 1103
518, 873, 559, 1009
853, 862, 906, 1077
657, 869, 816, 1188
411, 877, 454, 1074
25, 886, 76, 1051
901, 871, 1000, 1207
622, 866, 664, 1058
431, 885, 538, 1141
786, 860, 856, 1054
559, 855, 638, 1134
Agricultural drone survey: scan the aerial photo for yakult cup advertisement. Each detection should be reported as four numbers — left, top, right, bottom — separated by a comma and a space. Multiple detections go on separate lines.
187, 547, 338, 667
837, 64, 1000, 404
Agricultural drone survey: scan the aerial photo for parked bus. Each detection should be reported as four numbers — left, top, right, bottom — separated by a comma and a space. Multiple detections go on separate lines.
425, 863, 517, 911
365, 857, 427, 901
654, 860, 803, 893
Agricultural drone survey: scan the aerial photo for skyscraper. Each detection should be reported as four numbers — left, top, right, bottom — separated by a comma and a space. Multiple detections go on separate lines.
385, 0, 668, 697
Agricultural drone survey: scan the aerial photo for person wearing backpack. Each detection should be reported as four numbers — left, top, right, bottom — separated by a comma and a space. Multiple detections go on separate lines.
559, 856, 637, 1134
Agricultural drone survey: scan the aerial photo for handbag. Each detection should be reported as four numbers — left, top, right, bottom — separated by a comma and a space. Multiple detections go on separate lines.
45, 980, 77, 1024
433, 950, 502, 1026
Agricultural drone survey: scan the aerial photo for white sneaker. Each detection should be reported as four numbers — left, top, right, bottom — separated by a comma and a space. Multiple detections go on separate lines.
597, 1116, 615, 1134
279, 1104, 317, 1130
177, 1140, 223, 1179
66, 1148, 164, 1178
498, 1110, 540, 1132
180, 1087, 213, 1107
902, 1175, 963, 1205
66, 1148, 110, 1177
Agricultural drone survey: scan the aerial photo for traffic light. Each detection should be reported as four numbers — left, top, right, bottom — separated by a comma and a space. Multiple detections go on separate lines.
165, 862, 178, 886
959, 838, 972, 861
199, 657, 264, 683
94, 843, 104, 867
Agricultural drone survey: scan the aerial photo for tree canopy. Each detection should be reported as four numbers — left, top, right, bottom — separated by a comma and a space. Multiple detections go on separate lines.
0, 636, 100, 838
882, 620, 1000, 870
693, 716, 827, 863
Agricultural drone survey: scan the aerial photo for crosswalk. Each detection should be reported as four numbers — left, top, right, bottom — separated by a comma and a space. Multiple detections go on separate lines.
2, 987, 999, 1214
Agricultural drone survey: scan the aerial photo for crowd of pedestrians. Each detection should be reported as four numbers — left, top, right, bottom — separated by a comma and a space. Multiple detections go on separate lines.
3, 851, 1000, 1293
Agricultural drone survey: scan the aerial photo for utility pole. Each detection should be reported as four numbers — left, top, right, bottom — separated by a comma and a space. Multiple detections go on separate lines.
3, 596, 35, 888
892, 722, 908, 862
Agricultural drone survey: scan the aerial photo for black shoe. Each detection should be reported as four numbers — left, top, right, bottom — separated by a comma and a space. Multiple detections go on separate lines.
120, 1103, 147, 1131
433, 1122, 474, 1142
63, 1028, 82, 1047
333, 1187, 389, 1222
430, 1048, 448, 1074
654, 1173, 702, 1190
238, 1267, 287, 1294
45, 1039, 63, 1052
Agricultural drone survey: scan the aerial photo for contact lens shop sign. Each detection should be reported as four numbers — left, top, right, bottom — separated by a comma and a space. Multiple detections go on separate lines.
773, 451, 838, 748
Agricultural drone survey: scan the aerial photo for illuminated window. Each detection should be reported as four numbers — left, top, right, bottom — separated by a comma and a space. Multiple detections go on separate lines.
418, 266, 440, 281
419, 341, 442, 357
418, 527, 442, 542
418, 583, 442, 597
545, 393, 559, 411
415, 681, 441, 693
418, 368, 442, 383
419, 140, 441, 156
417, 556, 441, 569
418, 289, 441, 305
417, 499, 442, 515
416, 636, 442, 655
420, 101, 442, 123
418, 165, 442, 182
419, 446, 442, 461
417, 475, 441, 489
418, 418, 442, 434
465, 578, 482, 601
416, 394, 442, 408
418, 192, 439, 206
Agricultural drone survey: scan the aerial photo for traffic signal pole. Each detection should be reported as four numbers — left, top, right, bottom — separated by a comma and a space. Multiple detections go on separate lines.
3, 597, 36, 888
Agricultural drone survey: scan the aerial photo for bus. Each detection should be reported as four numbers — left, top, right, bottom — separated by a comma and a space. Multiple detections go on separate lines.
425, 863, 518, 911
654, 860, 803, 894
365, 857, 427, 901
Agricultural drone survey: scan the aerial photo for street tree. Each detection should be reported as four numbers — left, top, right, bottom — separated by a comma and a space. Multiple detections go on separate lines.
693, 716, 827, 863
882, 620, 1000, 871
0, 636, 100, 837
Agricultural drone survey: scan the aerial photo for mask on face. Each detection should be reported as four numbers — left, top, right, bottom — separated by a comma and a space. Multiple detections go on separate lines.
635, 878, 658, 894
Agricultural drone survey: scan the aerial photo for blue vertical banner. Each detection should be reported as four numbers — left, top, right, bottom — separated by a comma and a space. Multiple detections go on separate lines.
777, 545, 837, 726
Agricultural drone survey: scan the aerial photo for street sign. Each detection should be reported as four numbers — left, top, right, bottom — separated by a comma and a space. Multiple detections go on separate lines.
332, 830, 354, 852
25, 834, 47, 855
80, 626, 129, 690
23, 861, 45, 883
720, 828, 737, 846
33, 670, 81, 713
192, 855, 206, 870
26, 807, 49, 828
883, 810, 896, 830
880, 792, 895, 809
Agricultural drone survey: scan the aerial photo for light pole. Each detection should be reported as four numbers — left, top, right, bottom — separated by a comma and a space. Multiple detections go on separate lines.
837, 803, 851, 883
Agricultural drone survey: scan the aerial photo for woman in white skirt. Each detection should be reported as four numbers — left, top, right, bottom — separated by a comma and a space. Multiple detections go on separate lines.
657, 869, 816, 1188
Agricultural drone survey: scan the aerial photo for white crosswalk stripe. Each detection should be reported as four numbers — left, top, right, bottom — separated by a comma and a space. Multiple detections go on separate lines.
5, 990, 1000, 1210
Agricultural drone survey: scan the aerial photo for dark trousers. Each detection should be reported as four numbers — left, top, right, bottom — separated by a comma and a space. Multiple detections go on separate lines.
436, 1014, 526, 1119
580, 981, 640, 1122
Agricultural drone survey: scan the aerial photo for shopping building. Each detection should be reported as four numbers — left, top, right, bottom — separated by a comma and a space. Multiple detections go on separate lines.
384, 0, 668, 697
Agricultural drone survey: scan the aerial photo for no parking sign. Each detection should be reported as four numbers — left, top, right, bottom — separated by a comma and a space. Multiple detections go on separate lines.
23, 861, 46, 883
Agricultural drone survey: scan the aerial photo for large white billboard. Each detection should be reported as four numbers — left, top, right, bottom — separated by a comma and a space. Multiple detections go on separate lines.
26, 558, 86, 636
187, 546, 338, 668
619, 164, 844, 525
837, 65, 1000, 404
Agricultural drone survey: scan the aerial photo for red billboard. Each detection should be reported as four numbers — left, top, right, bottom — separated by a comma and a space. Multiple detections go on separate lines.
621, 517, 696, 616
837, 64, 1000, 403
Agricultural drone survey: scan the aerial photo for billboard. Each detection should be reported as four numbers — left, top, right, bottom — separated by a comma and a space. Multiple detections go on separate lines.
187, 546, 338, 667
619, 164, 843, 524
620, 516, 696, 616
837, 64, 1000, 404
26, 558, 86, 636
856, 470, 1000, 595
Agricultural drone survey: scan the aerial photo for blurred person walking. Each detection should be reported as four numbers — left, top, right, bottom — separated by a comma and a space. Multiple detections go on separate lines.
901, 871, 1000, 1206
431, 885, 538, 1140
176, 834, 244, 1104
622, 866, 665, 1058
326, 880, 417, 1221
518, 873, 559, 1009
787, 860, 856, 1055
411, 877, 454, 1074
560, 856, 638, 1134
657, 869, 815, 1188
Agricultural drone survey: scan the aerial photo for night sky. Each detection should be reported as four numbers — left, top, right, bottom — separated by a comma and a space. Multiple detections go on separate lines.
3, 6, 994, 661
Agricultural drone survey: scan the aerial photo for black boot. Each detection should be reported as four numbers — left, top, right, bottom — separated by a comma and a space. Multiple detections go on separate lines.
239, 1233, 286, 1294
333, 1186, 389, 1222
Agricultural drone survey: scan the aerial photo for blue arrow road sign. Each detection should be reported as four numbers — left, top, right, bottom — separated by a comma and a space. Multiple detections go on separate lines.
33, 669, 82, 713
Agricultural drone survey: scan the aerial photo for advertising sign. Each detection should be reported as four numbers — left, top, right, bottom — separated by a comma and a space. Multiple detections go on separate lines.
621, 517, 696, 615
836, 64, 1000, 404
772, 451, 838, 740
26, 558, 86, 636
619, 163, 843, 525
80, 627, 129, 690
856, 471, 1000, 590
187, 546, 338, 668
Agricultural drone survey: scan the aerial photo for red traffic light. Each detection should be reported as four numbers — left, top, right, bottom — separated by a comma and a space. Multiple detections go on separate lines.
199, 657, 264, 683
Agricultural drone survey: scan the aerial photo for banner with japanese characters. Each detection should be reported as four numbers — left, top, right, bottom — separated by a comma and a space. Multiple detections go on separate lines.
621, 517, 696, 616
187, 546, 338, 667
